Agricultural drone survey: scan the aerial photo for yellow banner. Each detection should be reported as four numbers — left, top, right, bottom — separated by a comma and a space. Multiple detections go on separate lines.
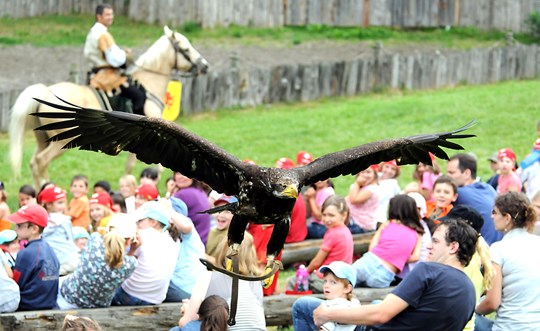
163, 80, 182, 121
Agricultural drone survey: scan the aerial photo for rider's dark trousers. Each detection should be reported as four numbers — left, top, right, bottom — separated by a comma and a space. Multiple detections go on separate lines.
121, 84, 146, 116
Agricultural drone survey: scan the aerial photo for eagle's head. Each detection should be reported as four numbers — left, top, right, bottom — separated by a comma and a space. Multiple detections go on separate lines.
271, 172, 299, 200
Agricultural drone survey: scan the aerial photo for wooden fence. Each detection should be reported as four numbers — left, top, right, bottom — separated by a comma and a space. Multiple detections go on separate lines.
1, 43, 539, 132
2, 0, 540, 32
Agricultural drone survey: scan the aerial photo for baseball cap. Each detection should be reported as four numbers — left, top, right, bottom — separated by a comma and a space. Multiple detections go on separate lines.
89, 192, 113, 210
487, 152, 499, 163
407, 192, 427, 218
497, 148, 516, 162
72, 226, 90, 241
38, 185, 66, 204
534, 138, 540, 151
214, 195, 238, 206
135, 184, 159, 201
136, 201, 171, 229
0, 229, 17, 245
319, 261, 357, 286
275, 157, 295, 170
296, 151, 313, 166
438, 205, 484, 233
170, 197, 188, 217
107, 213, 137, 239
7, 204, 48, 228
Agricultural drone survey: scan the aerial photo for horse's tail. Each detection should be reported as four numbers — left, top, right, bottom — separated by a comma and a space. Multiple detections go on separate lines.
9, 83, 50, 178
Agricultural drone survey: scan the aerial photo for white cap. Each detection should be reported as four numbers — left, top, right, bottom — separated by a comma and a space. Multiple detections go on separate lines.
107, 213, 137, 239
407, 192, 427, 218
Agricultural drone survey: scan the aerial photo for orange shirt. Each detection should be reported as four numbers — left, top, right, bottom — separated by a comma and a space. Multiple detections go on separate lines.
426, 201, 453, 221
69, 195, 90, 230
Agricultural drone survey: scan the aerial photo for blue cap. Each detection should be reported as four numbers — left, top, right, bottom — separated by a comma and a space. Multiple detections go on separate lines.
319, 261, 356, 286
0, 229, 17, 245
137, 201, 171, 229
170, 197, 188, 217
72, 226, 90, 241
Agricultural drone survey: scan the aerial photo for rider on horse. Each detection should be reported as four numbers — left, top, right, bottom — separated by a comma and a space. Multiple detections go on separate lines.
84, 3, 146, 115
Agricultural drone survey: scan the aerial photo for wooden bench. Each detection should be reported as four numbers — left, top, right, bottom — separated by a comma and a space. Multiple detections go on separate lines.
281, 232, 374, 266
0, 287, 393, 330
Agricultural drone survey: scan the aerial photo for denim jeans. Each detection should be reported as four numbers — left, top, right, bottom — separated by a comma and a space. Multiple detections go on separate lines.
307, 222, 327, 239
353, 252, 395, 288
474, 314, 494, 331
111, 286, 153, 306
292, 296, 324, 331
164, 282, 191, 303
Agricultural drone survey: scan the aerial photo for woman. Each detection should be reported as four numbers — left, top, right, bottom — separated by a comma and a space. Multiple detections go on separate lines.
173, 232, 265, 331
475, 192, 540, 331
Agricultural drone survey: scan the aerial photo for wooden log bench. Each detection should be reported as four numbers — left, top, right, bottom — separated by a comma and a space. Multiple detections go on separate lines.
0, 287, 393, 330
281, 232, 374, 266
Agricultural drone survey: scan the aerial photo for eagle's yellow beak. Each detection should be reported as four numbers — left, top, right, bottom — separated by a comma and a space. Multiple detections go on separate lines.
281, 184, 298, 199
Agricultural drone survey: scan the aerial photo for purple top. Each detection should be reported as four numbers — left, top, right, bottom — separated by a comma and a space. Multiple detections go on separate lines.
174, 187, 211, 244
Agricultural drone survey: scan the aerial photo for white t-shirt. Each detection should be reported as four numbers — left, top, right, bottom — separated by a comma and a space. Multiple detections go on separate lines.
121, 228, 179, 304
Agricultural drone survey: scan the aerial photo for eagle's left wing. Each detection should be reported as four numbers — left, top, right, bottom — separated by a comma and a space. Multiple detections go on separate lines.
294, 121, 475, 187
32, 98, 249, 196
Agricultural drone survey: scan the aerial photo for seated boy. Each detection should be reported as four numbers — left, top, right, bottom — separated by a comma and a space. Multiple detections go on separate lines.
8, 204, 60, 311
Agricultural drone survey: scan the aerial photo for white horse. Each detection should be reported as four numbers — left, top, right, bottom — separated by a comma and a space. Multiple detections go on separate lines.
10, 26, 209, 188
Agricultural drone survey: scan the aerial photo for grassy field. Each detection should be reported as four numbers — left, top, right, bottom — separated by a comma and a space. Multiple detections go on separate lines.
1, 79, 538, 212
0, 14, 536, 48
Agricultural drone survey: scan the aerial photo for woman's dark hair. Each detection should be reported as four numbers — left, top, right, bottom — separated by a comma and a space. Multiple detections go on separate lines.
19, 184, 36, 197
495, 192, 537, 231
199, 295, 229, 331
388, 195, 424, 234
140, 167, 159, 181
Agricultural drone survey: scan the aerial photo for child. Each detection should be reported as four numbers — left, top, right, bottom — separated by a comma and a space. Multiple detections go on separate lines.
426, 175, 458, 222
140, 167, 160, 187
352, 194, 423, 288
93, 180, 112, 194
110, 191, 127, 213
7, 204, 60, 311
0, 182, 11, 228
165, 176, 178, 199
89, 191, 114, 234
296, 150, 314, 166
68, 175, 90, 231
346, 166, 381, 233
134, 184, 159, 210
305, 179, 335, 239
39, 185, 80, 276
18, 184, 37, 208
531, 191, 540, 236
377, 160, 401, 222
0, 229, 19, 269
0, 249, 19, 312
72, 226, 90, 252
206, 195, 237, 260
170, 295, 229, 331
57, 213, 138, 309
287, 195, 354, 293
319, 261, 360, 331
496, 148, 522, 194
119, 174, 138, 213
60, 315, 102, 331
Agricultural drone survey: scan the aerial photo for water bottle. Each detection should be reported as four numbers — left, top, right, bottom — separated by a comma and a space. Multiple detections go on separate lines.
295, 264, 309, 292
520, 150, 540, 170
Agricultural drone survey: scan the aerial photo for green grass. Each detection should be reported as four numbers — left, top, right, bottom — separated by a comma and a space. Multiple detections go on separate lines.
0, 14, 536, 48
1, 80, 538, 212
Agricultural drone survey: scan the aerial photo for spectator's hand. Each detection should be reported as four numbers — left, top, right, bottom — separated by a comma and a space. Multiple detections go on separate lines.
304, 187, 316, 199
181, 299, 190, 315
313, 302, 330, 327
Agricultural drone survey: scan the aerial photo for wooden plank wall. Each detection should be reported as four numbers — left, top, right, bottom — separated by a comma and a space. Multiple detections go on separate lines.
2, 0, 540, 32
1, 44, 539, 131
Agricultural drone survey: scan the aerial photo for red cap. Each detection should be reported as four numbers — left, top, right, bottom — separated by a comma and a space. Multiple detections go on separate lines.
275, 157, 295, 170
382, 160, 399, 168
7, 204, 48, 228
498, 148, 516, 162
135, 184, 159, 201
37, 186, 66, 204
369, 164, 380, 172
534, 138, 540, 151
296, 151, 313, 166
89, 192, 113, 209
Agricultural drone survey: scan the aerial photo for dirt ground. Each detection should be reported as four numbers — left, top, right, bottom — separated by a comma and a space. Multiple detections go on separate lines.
0, 40, 430, 92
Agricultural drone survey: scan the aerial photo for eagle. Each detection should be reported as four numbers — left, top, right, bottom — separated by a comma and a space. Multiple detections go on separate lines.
32, 97, 474, 279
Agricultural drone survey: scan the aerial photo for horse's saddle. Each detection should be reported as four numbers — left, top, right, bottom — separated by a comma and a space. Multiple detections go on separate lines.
91, 87, 133, 113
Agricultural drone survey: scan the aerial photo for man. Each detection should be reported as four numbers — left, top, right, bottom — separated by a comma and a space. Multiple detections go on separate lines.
446, 153, 502, 244
301, 219, 476, 331
84, 3, 146, 115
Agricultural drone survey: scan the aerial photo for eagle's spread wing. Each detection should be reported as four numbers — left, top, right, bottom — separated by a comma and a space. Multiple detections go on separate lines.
32, 98, 247, 195
294, 122, 475, 187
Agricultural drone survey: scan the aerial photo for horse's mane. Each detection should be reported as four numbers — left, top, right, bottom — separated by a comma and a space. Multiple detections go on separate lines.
132, 35, 171, 74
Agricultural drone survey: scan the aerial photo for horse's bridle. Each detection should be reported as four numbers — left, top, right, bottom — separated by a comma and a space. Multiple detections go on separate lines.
168, 37, 198, 75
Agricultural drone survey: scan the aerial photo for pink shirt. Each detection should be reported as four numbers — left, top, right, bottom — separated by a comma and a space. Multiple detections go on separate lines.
315, 225, 353, 278
312, 186, 335, 224
421, 172, 439, 201
497, 172, 522, 194
370, 222, 418, 272
347, 184, 380, 231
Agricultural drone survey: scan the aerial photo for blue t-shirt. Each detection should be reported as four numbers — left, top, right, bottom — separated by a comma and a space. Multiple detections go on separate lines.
14, 238, 59, 311
373, 262, 475, 331
456, 182, 503, 245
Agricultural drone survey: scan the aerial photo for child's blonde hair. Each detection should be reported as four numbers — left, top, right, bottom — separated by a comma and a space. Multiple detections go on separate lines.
103, 230, 126, 269
322, 270, 354, 301
61, 314, 102, 331
119, 174, 138, 194
216, 232, 262, 277
475, 236, 495, 291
